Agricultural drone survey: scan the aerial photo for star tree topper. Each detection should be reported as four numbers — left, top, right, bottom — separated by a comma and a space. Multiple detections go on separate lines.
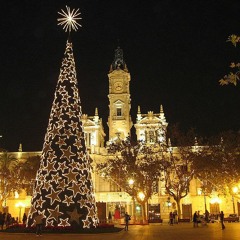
57, 6, 82, 33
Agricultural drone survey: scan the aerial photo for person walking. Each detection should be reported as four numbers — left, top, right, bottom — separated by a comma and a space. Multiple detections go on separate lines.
22, 213, 27, 224
124, 212, 130, 231
0, 212, 4, 230
193, 211, 198, 227
35, 212, 43, 236
220, 211, 225, 230
169, 212, 174, 225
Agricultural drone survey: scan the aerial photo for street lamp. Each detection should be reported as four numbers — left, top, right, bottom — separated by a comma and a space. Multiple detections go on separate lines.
138, 191, 145, 201
232, 186, 238, 214
166, 197, 172, 209
138, 191, 146, 223
128, 178, 136, 223
128, 179, 134, 186
15, 202, 25, 223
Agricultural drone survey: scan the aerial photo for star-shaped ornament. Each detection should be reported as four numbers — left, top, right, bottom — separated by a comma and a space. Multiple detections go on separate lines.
74, 139, 82, 149
63, 169, 79, 183
36, 196, 45, 208
45, 188, 62, 205
62, 195, 74, 206
56, 137, 67, 147
67, 208, 83, 224
82, 218, 91, 228
58, 179, 67, 189
58, 161, 68, 172
46, 220, 54, 227
47, 151, 57, 162
44, 161, 56, 172
60, 146, 76, 160
66, 109, 76, 118
69, 120, 78, 131
68, 181, 81, 197
49, 125, 61, 138
87, 206, 96, 218
42, 142, 53, 153
44, 181, 52, 191
64, 128, 72, 138
47, 205, 63, 221
78, 198, 86, 208
58, 218, 71, 227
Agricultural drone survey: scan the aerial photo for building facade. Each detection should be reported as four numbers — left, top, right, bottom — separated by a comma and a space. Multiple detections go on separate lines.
2, 47, 240, 223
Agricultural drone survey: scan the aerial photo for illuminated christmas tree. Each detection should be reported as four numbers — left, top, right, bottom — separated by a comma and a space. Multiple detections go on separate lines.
27, 6, 98, 228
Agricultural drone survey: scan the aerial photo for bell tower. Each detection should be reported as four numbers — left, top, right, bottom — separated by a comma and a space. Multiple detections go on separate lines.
107, 47, 133, 140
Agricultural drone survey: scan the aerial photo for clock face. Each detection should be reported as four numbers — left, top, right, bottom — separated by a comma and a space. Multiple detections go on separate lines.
114, 81, 123, 92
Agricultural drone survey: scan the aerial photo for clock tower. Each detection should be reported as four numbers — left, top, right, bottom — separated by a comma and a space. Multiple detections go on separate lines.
107, 47, 133, 140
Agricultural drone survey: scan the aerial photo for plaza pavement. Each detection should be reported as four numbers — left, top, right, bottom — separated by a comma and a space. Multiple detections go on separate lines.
0, 222, 240, 240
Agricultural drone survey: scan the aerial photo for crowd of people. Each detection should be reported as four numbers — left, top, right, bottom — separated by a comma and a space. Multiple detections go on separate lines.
193, 210, 225, 229
0, 212, 28, 230
169, 211, 178, 225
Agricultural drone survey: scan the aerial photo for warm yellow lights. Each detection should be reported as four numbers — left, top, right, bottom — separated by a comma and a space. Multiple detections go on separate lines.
197, 188, 202, 196
138, 191, 145, 201
232, 186, 238, 194
128, 179, 134, 186
14, 191, 19, 199
15, 202, 26, 208
210, 196, 222, 204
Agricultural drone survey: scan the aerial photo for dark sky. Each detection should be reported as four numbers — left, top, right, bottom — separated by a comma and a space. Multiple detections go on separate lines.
1, 0, 240, 151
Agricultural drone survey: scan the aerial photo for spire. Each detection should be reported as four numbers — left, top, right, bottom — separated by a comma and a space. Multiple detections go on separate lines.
137, 106, 141, 114
159, 104, 166, 121
18, 143, 22, 152
27, 41, 98, 228
94, 107, 99, 123
168, 138, 173, 152
160, 105, 163, 114
110, 46, 128, 72
194, 137, 198, 146
137, 105, 142, 122
95, 107, 98, 116
168, 138, 171, 147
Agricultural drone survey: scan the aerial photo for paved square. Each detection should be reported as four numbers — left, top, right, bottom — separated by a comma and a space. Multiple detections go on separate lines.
0, 222, 239, 240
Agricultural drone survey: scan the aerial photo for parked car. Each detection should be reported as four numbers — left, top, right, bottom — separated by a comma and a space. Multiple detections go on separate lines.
224, 214, 239, 222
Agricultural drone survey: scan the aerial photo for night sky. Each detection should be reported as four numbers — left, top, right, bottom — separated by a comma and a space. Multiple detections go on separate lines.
1, 0, 240, 151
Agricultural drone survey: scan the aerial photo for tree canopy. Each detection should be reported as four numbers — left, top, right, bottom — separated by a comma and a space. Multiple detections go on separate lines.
219, 35, 240, 86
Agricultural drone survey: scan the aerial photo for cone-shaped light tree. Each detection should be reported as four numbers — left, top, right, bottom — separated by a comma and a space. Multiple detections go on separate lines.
27, 6, 98, 228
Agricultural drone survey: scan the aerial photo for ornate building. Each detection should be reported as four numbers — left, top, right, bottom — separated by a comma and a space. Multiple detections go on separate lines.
2, 47, 239, 223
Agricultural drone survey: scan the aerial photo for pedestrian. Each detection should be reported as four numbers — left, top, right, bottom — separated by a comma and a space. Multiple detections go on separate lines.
193, 211, 198, 227
22, 213, 27, 224
5, 213, 11, 228
173, 210, 178, 224
169, 212, 174, 225
108, 211, 112, 223
35, 211, 43, 236
124, 212, 130, 231
0, 212, 4, 230
220, 211, 225, 230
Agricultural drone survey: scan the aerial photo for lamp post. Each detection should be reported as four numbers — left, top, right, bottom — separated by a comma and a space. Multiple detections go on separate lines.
138, 191, 146, 223
202, 189, 207, 213
232, 187, 238, 214
166, 197, 172, 209
128, 179, 136, 223
15, 202, 25, 223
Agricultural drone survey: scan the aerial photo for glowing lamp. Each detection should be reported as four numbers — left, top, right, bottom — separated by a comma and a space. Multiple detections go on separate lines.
138, 191, 145, 201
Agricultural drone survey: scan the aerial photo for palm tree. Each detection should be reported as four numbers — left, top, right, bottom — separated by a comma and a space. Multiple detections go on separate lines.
0, 151, 19, 211
18, 155, 41, 195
